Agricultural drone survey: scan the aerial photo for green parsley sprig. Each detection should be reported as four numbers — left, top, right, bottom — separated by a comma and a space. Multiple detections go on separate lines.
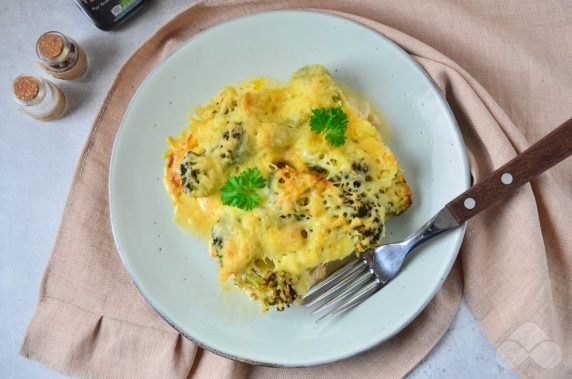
220, 168, 266, 210
310, 107, 348, 147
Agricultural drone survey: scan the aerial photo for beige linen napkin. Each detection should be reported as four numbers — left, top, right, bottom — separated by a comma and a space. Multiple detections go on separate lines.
21, 1, 572, 378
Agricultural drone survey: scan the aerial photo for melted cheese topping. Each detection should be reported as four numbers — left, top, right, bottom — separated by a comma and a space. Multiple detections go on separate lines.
164, 65, 411, 310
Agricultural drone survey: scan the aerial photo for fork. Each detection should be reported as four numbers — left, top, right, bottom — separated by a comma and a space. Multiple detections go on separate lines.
302, 117, 572, 321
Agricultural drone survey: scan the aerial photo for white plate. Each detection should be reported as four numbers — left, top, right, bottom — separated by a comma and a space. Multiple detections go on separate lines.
110, 10, 470, 367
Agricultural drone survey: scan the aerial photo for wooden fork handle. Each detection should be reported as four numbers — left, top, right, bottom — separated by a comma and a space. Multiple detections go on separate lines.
446, 117, 572, 224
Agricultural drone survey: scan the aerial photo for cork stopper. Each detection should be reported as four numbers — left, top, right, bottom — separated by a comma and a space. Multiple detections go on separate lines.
37, 32, 65, 60
13, 76, 40, 102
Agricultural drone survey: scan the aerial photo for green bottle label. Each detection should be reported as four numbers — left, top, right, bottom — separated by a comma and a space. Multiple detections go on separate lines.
113, 0, 143, 21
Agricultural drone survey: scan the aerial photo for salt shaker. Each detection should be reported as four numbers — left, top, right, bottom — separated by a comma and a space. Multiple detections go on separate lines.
36, 31, 88, 80
12, 75, 67, 121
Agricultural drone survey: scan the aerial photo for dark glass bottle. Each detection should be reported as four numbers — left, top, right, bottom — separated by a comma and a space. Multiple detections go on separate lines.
72, 0, 148, 31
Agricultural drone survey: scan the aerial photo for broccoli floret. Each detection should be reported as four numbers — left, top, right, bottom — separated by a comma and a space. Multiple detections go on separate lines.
304, 157, 386, 250
180, 151, 208, 196
216, 122, 244, 164
180, 122, 245, 197
235, 265, 297, 311
211, 217, 297, 311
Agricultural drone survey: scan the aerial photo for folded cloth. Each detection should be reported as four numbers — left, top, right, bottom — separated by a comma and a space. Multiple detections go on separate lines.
21, 0, 572, 378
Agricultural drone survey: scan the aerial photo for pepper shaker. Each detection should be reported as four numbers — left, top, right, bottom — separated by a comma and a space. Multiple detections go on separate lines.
36, 31, 88, 80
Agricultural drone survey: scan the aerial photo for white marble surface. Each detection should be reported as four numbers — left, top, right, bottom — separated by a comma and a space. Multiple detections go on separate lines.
0, 1, 520, 378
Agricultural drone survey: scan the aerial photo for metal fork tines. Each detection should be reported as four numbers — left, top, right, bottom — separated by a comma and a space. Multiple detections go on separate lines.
301, 207, 460, 321
301, 253, 383, 321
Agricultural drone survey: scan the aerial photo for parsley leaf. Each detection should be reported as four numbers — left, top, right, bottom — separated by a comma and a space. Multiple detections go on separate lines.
220, 168, 266, 210
310, 107, 348, 147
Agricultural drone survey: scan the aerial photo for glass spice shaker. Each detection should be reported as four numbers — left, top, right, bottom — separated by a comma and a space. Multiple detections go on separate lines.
12, 75, 67, 121
36, 31, 87, 80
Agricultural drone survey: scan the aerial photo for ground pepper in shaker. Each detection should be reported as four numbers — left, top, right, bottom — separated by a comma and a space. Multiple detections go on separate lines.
12, 75, 67, 121
36, 31, 87, 80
